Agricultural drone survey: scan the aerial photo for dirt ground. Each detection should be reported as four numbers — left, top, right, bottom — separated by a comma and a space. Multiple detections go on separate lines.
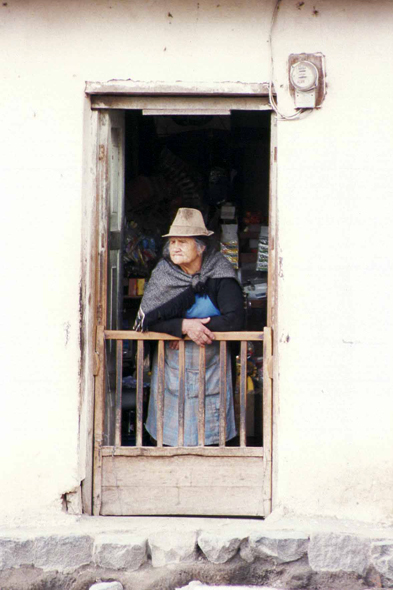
0, 555, 391, 590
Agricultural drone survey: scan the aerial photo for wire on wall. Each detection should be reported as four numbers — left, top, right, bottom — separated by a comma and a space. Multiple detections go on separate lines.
268, 0, 307, 121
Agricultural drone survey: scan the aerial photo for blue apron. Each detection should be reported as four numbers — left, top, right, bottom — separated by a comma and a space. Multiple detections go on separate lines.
146, 295, 236, 446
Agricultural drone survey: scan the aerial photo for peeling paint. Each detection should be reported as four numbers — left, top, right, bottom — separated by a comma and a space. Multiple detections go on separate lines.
63, 321, 71, 347
61, 486, 82, 515
278, 256, 284, 278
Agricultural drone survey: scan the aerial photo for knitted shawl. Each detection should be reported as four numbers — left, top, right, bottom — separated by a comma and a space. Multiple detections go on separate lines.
134, 250, 237, 332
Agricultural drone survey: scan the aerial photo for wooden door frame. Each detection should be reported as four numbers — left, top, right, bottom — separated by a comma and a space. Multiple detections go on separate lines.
81, 81, 278, 515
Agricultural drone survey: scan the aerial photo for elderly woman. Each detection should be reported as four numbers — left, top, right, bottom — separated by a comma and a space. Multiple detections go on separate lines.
135, 208, 244, 446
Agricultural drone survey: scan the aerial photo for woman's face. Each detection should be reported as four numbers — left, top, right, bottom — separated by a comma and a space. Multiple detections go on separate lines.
169, 237, 203, 274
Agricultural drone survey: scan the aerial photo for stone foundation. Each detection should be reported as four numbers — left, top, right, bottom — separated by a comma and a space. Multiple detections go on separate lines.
0, 516, 392, 589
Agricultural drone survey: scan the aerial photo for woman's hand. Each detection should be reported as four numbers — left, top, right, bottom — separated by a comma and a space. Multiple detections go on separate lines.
181, 318, 215, 346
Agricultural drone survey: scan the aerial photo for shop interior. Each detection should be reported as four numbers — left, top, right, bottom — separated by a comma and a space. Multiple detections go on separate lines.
108, 109, 271, 447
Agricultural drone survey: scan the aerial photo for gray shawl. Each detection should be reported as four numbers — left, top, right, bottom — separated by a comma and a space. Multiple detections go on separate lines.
134, 250, 237, 331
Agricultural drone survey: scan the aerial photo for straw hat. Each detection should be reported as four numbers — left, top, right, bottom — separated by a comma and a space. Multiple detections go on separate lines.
162, 208, 214, 237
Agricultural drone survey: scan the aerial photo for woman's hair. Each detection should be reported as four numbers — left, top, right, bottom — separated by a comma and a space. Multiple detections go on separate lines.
162, 235, 217, 261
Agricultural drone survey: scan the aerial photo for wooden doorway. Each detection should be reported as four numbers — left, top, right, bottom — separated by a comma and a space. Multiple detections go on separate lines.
89, 86, 276, 516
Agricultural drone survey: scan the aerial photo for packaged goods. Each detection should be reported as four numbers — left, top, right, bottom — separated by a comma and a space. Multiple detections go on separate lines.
256, 226, 269, 271
220, 224, 239, 269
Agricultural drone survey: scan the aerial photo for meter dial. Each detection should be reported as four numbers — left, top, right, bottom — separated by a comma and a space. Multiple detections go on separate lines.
290, 61, 318, 91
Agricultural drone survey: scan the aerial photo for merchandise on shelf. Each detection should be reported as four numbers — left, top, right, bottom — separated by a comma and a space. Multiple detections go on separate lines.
256, 225, 269, 271
220, 223, 239, 269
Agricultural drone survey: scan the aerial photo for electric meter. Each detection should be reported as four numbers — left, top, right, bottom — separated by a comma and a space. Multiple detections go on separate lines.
290, 60, 319, 108
290, 61, 318, 91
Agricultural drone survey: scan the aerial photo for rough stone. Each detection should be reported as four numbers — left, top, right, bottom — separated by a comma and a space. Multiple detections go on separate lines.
241, 530, 309, 564
34, 534, 94, 573
89, 583, 124, 590
370, 540, 393, 581
239, 538, 254, 563
308, 532, 370, 575
198, 532, 242, 564
149, 531, 197, 567
0, 537, 35, 569
93, 534, 147, 571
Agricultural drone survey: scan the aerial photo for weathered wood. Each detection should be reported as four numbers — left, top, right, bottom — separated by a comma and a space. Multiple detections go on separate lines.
93, 352, 100, 376
136, 340, 144, 447
240, 341, 247, 447
156, 340, 165, 447
93, 325, 106, 515
90, 96, 270, 111
219, 341, 227, 447
81, 108, 101, 516
267, 113, 277, 329
93, 111, 126, 514
101, 446, 263, 458
198, 346, 206, 446
104, 330, 264, 341
100, 455, 265, 516
115, 340, 123, 447
178, 340, 185, 447
85, 79, 270, 96
262, 326, 273, 515
143, 108, 231, 116
92, 111, 112, 515
90, 91, 275, 518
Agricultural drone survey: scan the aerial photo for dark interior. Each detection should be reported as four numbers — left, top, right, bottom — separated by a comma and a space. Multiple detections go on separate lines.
110, 110, 271, 446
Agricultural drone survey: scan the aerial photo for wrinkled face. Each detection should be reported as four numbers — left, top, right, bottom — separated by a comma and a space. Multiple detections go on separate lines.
169, 237, 203, 273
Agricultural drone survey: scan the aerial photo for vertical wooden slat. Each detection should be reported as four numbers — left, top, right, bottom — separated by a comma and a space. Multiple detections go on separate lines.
262, 326, 273, 515
178, 340, 186, 447
93, 113, 110, 516
136, 340, 144, 447
198, 345, 206, 446
93, 325, 106, 515
115, 340, 123, 447
239, 340, 247, 447
156, 340, 165, 447
267, 113, 277, 329
219, 341, 227, 446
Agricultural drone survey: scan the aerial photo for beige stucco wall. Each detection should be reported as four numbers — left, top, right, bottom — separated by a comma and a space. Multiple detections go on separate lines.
0, 0, 392, 525
272, 1, 393, 524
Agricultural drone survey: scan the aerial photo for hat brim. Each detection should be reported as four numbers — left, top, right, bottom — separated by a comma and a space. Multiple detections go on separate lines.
162, 226, 214, 237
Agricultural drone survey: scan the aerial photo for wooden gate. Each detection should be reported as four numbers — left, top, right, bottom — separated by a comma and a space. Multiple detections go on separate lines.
90, 99, 275, 517
93, 328, 273, 516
